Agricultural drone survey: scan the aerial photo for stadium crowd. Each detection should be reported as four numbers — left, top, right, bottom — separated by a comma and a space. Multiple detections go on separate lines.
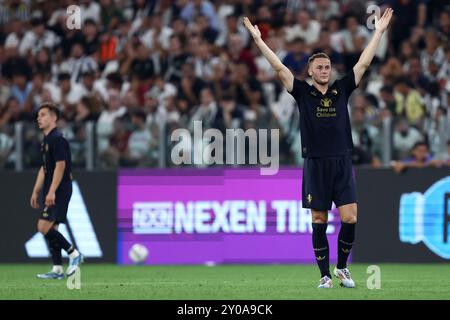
0, 0, 449, 170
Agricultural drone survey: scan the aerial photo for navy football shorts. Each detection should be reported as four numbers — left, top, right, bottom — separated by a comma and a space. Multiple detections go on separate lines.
302, 155, 357, 211
40, 184, 73, 223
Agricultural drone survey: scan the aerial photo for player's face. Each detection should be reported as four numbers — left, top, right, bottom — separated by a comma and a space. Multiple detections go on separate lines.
309, 58, 331, 85
37, 108, 56, 131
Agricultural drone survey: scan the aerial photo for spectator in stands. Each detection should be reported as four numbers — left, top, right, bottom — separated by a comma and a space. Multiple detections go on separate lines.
82, 19, 100, 56
180, 0, 220, 31
32, 48, 52, 77
284, 9, 320, 45
80, 70, 98, 96
10, 69, 31, 109
161, 94, 181, 125
215, 12, 249, 47
74, 96, 101, 125
139, 13, 172, 51
192, 14, 219, 44
226, 32, 257, 75
392, 141, 444, 173
393, 117, 424, 160
189, 87, 218, 131
4, 18, 24, 50
437, 45, 450, 89
350, 104, 382, 167
439, 140, 450, 165
81, 0, 101, 24
96, 88, 127, 151
341, 14, 369, 71
163, 34, 190, 84
209, 54, 230, 101
174, 94, 191, 128
230, 61, 265, 107
0, 97, 24, 126
180, 60, 206, 107
399, 40, 415, 64
98, 117, 130, 168
124, 110, 152, 167
254, 5, 274, 40
315, 0, 340, 23
437, 10, 450, 44
0, 0, 30, 25
191, 40, 218, 81
379, 57, 404, 87
404, 56, 430, 94
393, 77, 425, 127
379, 85, 397, 116
213, 93, 244, 132
23, 72, 46, 114
99, 0, 124, 31
425, 106, 450, 160
391, 0, 425, 53
327, 16, 344, 53
144, 90, 166, 128
282, 37, 309, 78
19, 17, 58, 57
61, 42, 98, 84
420, 30, 446, 80
121, 41, 155, 82
44, 72, 86, 119
0, 126, 13, 168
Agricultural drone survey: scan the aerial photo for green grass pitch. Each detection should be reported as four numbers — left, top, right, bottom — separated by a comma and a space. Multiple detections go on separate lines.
0, 264, 449, 300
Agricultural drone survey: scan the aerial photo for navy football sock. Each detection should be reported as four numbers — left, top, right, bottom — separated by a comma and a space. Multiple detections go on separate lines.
48, 240, 62, 266
45, 228, 72, 253
337, 222, 356, 269
312, 223, 331, 278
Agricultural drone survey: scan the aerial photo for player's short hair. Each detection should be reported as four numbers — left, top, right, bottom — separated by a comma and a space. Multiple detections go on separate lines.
308, 52, 331, 66
38, 102, 60, 120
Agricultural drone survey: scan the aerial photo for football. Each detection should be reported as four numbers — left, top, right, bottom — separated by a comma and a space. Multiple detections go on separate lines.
129, 244, 149, 264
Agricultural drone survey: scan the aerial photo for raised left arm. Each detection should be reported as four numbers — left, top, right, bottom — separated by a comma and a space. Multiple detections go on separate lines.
353, 8, 393, 86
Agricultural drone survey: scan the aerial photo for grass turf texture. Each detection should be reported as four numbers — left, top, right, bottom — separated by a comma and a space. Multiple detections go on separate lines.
0, 264, 449, 300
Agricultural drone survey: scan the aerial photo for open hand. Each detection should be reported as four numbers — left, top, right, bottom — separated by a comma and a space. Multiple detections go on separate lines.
30, 192, 39, 209
243, 17, 261, 41
45, 192, 56, 208
375, 8, 393, 33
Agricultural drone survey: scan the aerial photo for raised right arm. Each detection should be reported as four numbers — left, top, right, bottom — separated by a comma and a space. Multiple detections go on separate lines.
243, 17, 294, 92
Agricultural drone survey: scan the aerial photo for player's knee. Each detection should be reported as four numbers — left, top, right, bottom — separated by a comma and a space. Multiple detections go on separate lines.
343, 215, 357, 224
312, 210, 328, 224
312, 216, 328, 224
37, 224, 47, 234
37, 222, 51, 234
